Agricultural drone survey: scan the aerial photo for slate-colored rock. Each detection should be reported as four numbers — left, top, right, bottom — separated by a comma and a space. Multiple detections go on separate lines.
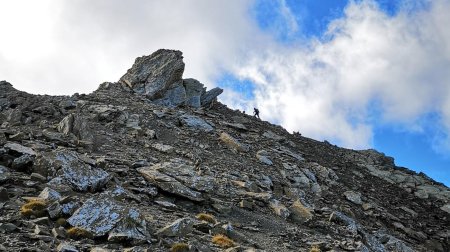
256, 150, 273, 165
183, 78, 204, 108
156, 217, 194, 237
179, 114, 214, 132
4, 142, 37, 156
201, 87, 223, 106
67, 195, 149, 241
119, 49, 185, 98
34, 150, 110, 192
137, 163, 204, 202
344, 191, 362, 205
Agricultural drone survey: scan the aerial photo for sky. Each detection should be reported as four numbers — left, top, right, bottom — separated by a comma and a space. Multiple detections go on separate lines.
0, 0, 449, 186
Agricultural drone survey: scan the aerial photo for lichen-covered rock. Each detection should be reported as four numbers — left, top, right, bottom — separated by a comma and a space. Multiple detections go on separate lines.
34, 150, 110, 192
67, 195, 149, 241
38, 187, 62, 201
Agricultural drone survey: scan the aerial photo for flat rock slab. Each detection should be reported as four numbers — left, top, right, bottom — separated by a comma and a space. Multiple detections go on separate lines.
4, 142, 37, 156
179, 114, 213, 132
35, 150, 110, 192
137, 160, 207, 202
68, 195, 149, 240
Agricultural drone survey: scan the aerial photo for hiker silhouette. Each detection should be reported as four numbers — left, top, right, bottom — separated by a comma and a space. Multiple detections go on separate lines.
253, 108, 260, 119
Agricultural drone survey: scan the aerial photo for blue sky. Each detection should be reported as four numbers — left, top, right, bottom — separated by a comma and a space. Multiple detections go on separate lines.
0, 0, 449, 186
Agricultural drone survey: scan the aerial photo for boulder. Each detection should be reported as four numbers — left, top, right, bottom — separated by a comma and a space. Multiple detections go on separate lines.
183, 78, 204, 108
57, 114, 94, 142
34, 150, 110, 192
119, 49, 185, 98
344, 191, 362, 205
256, 150, 273, 165
4, 142, 36, 156
156, 217, 194, 237
201, 87, 223, 106
67, 195, 149, 241
136, 160, 211, 202
154, 84, 186, 107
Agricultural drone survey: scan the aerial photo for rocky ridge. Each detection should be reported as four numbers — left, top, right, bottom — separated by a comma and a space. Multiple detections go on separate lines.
0, 49, 448, 252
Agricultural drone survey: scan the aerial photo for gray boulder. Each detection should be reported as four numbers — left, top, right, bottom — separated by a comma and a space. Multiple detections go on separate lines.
57, 114, 94, 143
156, 217, 194, 237
119, 49, 185, 98
183, 78, 204, 108
67, 195, 149, 241
4, 142, 36, 156
34, 150, 110, 192
137, 160, 208, 202
201, 87, 223, 106
153, 83, 186, 107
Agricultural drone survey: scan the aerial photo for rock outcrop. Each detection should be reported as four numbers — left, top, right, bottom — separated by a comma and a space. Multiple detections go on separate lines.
119, 49, 222, 107
0, 49, 448, 251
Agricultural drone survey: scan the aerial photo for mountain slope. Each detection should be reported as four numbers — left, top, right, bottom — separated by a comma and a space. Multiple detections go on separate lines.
0, 50, 449, 252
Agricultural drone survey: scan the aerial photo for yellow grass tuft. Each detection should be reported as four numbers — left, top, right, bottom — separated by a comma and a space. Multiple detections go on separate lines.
20, 199, 47, 217
290, 200, 313, 222
310, 244, 321, 252
55, 218, 67, 227
212, 234, 235, 248
196, 213, 216, 224
170, 243, 190, 252
67, 227, 93, 239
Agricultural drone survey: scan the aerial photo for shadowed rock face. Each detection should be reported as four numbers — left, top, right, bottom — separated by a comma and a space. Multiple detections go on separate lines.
0, 50, 449, 251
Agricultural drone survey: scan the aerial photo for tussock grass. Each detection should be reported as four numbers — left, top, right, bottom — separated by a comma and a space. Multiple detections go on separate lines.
55, 218, 67, 227
20, 199, 47, 217
196, 213, 216, 224
290, 200, 313, 222
67, 227, 93, 239
212, 234, 235, 248
170, 243, 190, 252
310, 244, 321, 252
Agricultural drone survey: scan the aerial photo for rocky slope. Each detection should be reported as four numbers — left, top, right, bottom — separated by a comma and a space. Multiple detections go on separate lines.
0, 49, 449, 252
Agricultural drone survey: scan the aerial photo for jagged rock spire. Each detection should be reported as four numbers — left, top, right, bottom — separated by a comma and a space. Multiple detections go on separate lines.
119, 49, 222, 108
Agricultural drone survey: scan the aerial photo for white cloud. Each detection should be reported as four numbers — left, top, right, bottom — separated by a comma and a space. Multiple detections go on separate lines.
232, 0, 450, 149
0, 0, 266, 94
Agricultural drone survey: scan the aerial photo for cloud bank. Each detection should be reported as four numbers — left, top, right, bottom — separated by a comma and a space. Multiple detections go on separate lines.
1, 0, 450, 154
231, 0, 450, 150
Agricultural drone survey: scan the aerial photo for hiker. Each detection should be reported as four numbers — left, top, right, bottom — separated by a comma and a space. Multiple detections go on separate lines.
253, 108, 260, 119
